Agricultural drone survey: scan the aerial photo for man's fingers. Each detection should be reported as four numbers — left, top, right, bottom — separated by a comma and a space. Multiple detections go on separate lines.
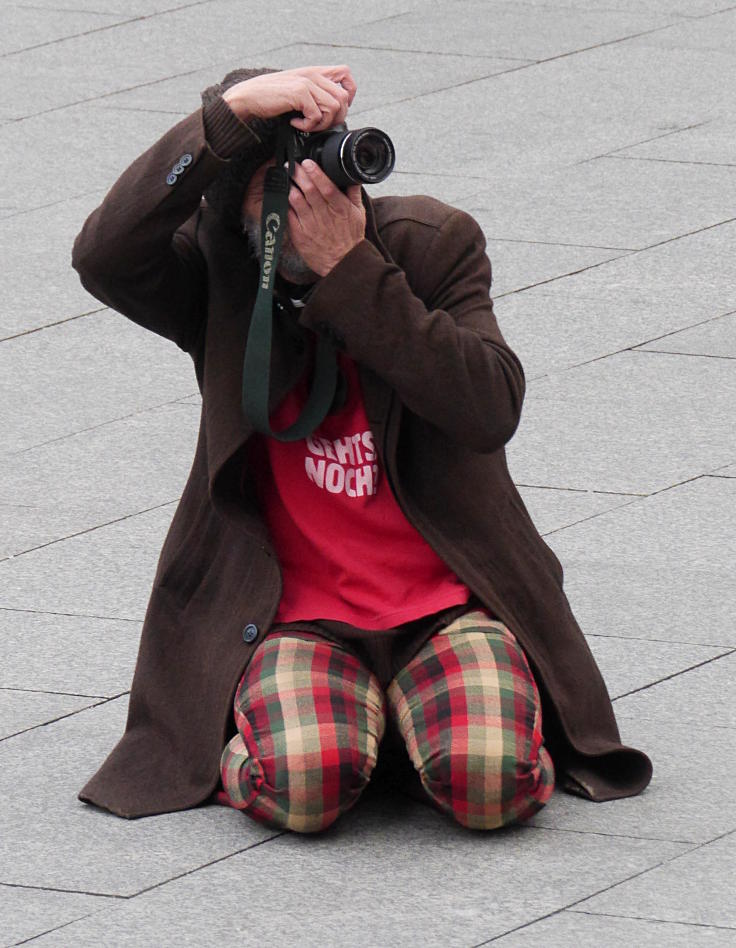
290, 81, 345, 131
318, 64, 357, 105
307, 73, 351, 124
289, 86, 323, 131
345, 184, 363, 209
298, 160, 343, 208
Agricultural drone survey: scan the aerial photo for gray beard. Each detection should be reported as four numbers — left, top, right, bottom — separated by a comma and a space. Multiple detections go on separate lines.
241, 215, 318, 285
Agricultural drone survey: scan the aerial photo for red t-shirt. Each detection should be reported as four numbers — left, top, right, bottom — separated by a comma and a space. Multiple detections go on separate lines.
246, 350, 471, 630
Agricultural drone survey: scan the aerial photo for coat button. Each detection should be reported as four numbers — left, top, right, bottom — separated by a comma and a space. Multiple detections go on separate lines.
172, 162, 184, 175
242, 623, 259, 643
179, 153, 193, 166
166, 172, 178, 186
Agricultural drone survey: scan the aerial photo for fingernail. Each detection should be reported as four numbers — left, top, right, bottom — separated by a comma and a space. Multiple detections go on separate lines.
302, 159, 316, 172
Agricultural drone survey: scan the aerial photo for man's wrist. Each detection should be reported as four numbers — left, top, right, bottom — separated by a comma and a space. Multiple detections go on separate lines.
202, 95, 261, 159
221, 89, 254, 124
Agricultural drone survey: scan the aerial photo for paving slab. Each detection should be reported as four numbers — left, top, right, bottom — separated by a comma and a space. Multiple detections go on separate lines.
0, 9, 291, 120
0, 688, 103, 740
614, 118, 736, 167
0, 400, 199, 559
0, 883, 116, 948
352, 43, 736, 179
492, 908, 736, 947
467, 156, 736, 249
18, 791, 688, 947
512, 350, 736, 493
0, 3, 125, 57
576, 830, 736, 929
0, 104, 178, 211
0, 609, 140, 698
583, 636, 730, 701
0, 192, 112, 338
0, 698, 279, 896
493, 221, 736, 378
615, 650, 736, 730
634, 311, 736, 358
529, 669, 736, 843
329, 1, 673, 62
540, 477, 736, 649
0, 503, 175, 620
625, 5, 736, 55
0, 310, 194, 453
485, 238, 622, 298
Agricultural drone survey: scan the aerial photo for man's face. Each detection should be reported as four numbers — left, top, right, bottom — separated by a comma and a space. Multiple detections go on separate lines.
241, 159, 318, 285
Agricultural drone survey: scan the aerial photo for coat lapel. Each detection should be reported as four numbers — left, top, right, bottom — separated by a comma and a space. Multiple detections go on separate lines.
203, 190, 396, 518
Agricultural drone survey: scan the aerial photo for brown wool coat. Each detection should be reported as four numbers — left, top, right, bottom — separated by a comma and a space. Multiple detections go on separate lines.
72, 96, 652, 818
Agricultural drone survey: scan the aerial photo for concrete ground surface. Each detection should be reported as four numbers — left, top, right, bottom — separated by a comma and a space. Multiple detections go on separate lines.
1, 0, 735, 945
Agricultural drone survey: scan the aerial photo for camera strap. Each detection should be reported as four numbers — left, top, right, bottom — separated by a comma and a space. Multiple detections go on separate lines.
241, 119, 338, 441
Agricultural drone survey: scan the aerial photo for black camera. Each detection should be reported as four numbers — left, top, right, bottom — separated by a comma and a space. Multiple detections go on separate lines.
292, 123, 396, 190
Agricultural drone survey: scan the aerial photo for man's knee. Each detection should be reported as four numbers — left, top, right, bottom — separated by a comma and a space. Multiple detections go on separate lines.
418, 744, 556, 831
221, 726, 382, 834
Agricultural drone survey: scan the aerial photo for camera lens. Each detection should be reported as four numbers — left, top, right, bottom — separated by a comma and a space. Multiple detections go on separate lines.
314, 125, 396, 189
343, 128, 395, 184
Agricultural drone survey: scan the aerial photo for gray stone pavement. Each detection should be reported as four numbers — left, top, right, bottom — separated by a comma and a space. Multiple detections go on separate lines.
1, 0, 735, 943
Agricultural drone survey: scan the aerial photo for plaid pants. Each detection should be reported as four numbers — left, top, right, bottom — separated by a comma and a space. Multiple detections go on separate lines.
219, 609, 555, 833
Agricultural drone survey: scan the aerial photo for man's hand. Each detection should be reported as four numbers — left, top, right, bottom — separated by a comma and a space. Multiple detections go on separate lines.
222, 65, 356, 132
287, 160, 366, 278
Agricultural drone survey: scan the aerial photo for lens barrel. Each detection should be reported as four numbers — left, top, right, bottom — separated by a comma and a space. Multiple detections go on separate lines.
315, 127, 395, 189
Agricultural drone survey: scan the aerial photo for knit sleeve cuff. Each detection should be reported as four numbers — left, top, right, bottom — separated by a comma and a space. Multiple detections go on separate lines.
202, 95, 262, 159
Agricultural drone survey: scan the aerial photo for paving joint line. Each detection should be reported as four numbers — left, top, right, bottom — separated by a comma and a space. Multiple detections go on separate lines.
470, 837, 705, 946
0, 692, 127, 743
497, 214, 736, 298
494, 250, 635, 297
611, 648, 736, 702
128, 831, 288, 900
540, 495, 644, 537
630, 348, 736, 361
606, 154, 736, 169
0, 187, 105, 223
529, 824, 696, 845
0, 498, 178, 564
576, 120, 712, 165
0, 0, 219, 60
1, 686, 110, 699
0, 880, 124, 900
18, 3, 121, 16
586, 632, 735, 649
629, 308, 736, 348
513, 482, 645, 497
293, 39, 532, 63
0, 605, 141, 623
569, 909, 736, 932
0, 308, 106, 344
11, 390, 200, 455
484, 235, 633, 251
5, 66, 207, 124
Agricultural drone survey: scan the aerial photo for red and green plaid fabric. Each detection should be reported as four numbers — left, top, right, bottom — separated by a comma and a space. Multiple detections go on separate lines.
387, 609, 555, 829
220, 631, 386, 833
220, 609, 554, 832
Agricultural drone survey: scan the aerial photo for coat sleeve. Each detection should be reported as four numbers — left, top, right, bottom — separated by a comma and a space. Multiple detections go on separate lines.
70, 96, 261, 356
297, 207, 526, 453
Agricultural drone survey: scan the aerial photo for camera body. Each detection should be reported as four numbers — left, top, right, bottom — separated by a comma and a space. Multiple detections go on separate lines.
291, 123, 396, 190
